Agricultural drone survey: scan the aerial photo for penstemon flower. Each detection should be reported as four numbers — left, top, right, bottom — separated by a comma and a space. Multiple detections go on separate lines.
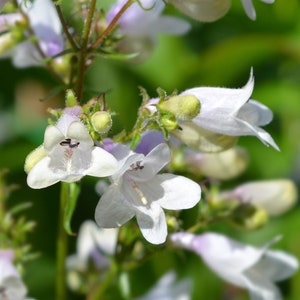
0, 250, 32, 300
95, 143, 201, 244
25, 109, 118, 189
0, 0, 64, 67
107, 0, 190, 61
171, 232, 299, 300
167, 0, 275, 22
147, 70, 279, 152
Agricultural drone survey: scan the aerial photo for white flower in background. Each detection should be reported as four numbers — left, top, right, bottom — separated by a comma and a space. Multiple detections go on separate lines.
107, 0, 190, 61
241, 0, 275, 20
0, 250, 32, 300
147, 70, 279, 151
95, 143, 201, 244
167, 0, 275, 22
67, 220, 118, 271
171, 232, 298, 300
134, 271, 191, 300
219, 179, 298, 216
0, 0, 64, 67
25, 109, 118, 189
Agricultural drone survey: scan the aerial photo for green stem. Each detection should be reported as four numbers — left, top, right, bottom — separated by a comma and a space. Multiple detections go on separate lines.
56, 182, 69, 300
88, 0, 134, 51
76, 0, 97, 103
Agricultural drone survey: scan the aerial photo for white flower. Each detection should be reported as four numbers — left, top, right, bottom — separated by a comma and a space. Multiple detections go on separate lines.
67, 220, 118, 271
107, 0, 190, 61
241, 0, 275, 21
168, 0, 275, 22
220, 179, 298, 216
95, 143, 201, 244
25, 111, 118, 189
134, 271, 191, 300
0, 250, 31, 300
171, 232, 298, 300
0, 0, 64, 67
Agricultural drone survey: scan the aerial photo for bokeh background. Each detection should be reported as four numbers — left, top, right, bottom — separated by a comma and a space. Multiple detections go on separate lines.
0, 0, 300, 299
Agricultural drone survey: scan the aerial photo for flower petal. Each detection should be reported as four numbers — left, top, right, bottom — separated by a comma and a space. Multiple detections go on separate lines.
136, 202, 167, 244
95, 185, 135, 228
67, 121, 93, 147
241, 0, 256, 20
26, 157, 60, 189
86, 147, 118, 177
43, 125, 65, 153
156, 174, 201, 210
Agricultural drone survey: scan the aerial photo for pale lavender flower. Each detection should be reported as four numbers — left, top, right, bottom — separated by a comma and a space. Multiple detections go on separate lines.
67, 220, 118, 271
171, 232, 298, 300
0, 0, 64, 67
106, 0, 190, 61
0, 0, 8, 11
0, 250, 31, 300
25, 110, 118, 189
95, 143, 201, 244
134, 271, 191, 300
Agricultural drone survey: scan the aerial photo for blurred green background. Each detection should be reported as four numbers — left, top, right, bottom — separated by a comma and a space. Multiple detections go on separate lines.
0, 0, 300, 299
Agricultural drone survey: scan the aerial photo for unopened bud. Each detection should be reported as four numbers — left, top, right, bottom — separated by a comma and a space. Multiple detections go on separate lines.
91, 111, 112, 134
24, 145, 46, 173
158, 94, 200, 121
65, 90, 78, 107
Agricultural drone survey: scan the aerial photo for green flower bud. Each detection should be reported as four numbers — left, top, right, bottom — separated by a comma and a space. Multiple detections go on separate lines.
91, 111, 112, 134
158, 94, 200, 121
160, 114, 178, 131
24, 145, 47, 173
65, 90, 78, 107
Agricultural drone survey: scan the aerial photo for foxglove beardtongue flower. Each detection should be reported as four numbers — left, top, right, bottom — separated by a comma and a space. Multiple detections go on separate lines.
107, 0, 190, 61
0, 250, 30, 300
171, 232, 299, 300
0, 0, 64, 67
67, 220, 118, 271
25, 110, 118, 189
219, 179, 297, 216
95, 143, 201, 244
147, 70, 279, 151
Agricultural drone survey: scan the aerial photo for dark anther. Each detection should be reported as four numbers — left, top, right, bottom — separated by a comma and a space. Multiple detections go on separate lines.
60, 138, 80, 148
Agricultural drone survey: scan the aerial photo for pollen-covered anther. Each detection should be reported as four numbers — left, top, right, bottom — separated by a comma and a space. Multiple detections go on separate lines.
129, 161, 144, 171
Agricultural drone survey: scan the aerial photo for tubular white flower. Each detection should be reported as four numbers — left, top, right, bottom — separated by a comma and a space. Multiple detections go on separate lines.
171, 232, 299, 300
95, 143, 201, 244
67, 220, 118, 271
0, 250, 30, 300
26, 112, 118, 189
220, 179, 298, 216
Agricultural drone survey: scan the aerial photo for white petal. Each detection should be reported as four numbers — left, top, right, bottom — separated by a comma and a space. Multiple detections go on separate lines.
130, 144, 171, 182
67, 121, 94, 147
95, 185, 135, 227
27, 157, 61, 188
55, 113, 79, 136
156, 174, 201, 210
86, 147, 118, 177
43, 125, 65, 153
12, 42, 42, 68
136, 202, 167, 244
152, 16, 190, 35
241, 0, 256, 20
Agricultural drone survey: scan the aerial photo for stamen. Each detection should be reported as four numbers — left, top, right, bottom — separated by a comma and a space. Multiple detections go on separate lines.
60, 138, 80, 148
129, 161, 144, 171
128, 178, 147, 205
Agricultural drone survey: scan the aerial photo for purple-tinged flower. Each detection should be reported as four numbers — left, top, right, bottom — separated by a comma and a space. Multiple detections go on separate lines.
107, 0, 190, 61
0, 0, 64, 67
95, 143, 201, 244
0, 0, 8, 11
25, 110, 118, 189
171, 232, 298, 300
0, 250, 31, 300
134, 271, 191, 300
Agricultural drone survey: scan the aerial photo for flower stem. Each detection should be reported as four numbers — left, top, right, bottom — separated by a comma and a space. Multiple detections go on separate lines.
76, 0, 97, 103
88, 0, 134, 51
56, 182, 69, 300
